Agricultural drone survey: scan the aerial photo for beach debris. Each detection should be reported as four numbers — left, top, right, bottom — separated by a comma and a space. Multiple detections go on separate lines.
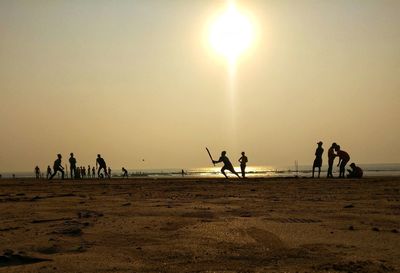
122, 202, 131, 206
372, 227, 380, 232
77, 210, 103, 218
391, 229, 399, 233
0, 250, 51, 267
344, 204, 355, 208
348, 225, 355, 231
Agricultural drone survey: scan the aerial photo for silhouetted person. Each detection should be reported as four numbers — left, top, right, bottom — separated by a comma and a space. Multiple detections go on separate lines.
87, 165, 91, 178
69, 153, 77, 179
49, 154, 64, 180
46, 165, 52, 179
92, 166, 95, 178
75, 166, 81, 179
312, 141, 324, 178
327, 142, 338, 178
335, 145, 350, 178
82, 166, 86, 178
238, 152, 248, 178
213, 151, 240, 179
96, 154, 109, 178
122, 167, 128, 178
108, 167, 112, 178
181, 169, 185, 177
347, 163, 363, 178
35, 166, 40, 179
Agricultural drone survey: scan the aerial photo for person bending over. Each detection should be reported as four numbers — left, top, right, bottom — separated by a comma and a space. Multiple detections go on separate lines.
213, 151, 241, 179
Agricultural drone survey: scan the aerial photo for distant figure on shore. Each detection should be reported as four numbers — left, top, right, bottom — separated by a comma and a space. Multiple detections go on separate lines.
46, 165, 52, 179
181, 169, 185, 177
75, 166, 81, 179
347, 163, 363, 178
312, 141, 324, 178
82, 166, 86, 178
108, 167, 112, 178
49, 154, 65, 180
96, 154, 110, 178
238, 152, 248, 178
92, 166, 96, 178
335, 145, 350, 178
327, 142, 338, 178
69, 153, 77, 179
122, 167, 128, 178
35, 166, 40, 179
213, 151, 241, 179
87, 165, 91, 178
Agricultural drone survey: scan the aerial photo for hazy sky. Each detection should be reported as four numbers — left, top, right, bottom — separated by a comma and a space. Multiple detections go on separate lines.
1, 0, 399, 172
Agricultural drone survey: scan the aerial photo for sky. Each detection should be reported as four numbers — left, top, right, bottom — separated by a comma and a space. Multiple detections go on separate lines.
0, 0, 399, 172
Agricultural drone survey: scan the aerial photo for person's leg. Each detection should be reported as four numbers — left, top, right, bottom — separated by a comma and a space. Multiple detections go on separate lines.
318, 167, 321, 178
49, 169, 57, 180
241, 165, 245, 178
221, 166, 228, 178
60, 169, 65, 180
327, 162, 332, 178
97, 167, 102, 178
312, 165, 315, 178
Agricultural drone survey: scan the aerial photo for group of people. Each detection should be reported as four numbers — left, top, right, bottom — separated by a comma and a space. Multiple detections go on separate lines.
41, 153, 129, 180
313, 142, 363, 179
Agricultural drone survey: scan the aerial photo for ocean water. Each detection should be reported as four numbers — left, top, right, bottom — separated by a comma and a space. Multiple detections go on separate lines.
3, 163, 400, 179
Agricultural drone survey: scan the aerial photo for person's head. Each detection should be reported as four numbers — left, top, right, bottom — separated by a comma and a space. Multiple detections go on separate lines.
70, 153, 74, 157
335, 145, 341, 151
57, 154, 62, 159
317, 141, 323, 147
241, 151, 245, 156
221, 151, 226, 156
350, 163, 356, 168
97, 154, 101, 158
331, 142, 337, 148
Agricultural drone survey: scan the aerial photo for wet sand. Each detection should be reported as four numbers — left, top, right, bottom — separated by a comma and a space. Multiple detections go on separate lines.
0, 177, 399, 273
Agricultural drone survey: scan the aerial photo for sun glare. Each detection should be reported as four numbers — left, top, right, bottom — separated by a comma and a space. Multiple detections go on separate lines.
209, 3, 254, 64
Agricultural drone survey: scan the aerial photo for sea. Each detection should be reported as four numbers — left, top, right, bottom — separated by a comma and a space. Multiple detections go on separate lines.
2, 163, 400, 179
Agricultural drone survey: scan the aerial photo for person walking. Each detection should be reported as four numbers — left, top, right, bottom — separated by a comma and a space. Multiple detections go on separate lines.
49, 154, 65, 180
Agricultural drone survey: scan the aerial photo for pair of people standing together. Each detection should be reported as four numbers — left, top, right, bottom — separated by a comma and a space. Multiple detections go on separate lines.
213, 151, 248, 179
313, 142, 350, 178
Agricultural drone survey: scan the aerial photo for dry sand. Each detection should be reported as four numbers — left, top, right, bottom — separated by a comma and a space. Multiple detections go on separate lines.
0, 177, 399, 273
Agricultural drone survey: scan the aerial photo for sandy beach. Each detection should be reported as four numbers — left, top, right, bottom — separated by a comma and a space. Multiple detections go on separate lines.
0, 177, 399, 273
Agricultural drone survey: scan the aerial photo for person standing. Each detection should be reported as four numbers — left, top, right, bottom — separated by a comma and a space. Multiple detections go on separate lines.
92, 166, 96, 178
87, 165, 91, 178
312, 141, 324, 178
108, 167, 112, 178
96, 154, 110, 178
327, 143, 338, 178
49, 154, 65, 180
35, 166, 40, 179
46, 165, 52, 179
213, 151, 241, 179
335, 145, 350, 178
69, 153, 77, 179
238, 152, 248, 178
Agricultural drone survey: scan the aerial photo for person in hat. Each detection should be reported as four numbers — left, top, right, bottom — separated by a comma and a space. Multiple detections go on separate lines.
213, 151, 241, 179
335, 145, 350, 178
327, 142, 338, 178
312, 141, 324, 178
347, 163, 363, 178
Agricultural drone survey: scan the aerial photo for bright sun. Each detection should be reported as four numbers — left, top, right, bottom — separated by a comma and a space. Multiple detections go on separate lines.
209, 3, 254, 63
